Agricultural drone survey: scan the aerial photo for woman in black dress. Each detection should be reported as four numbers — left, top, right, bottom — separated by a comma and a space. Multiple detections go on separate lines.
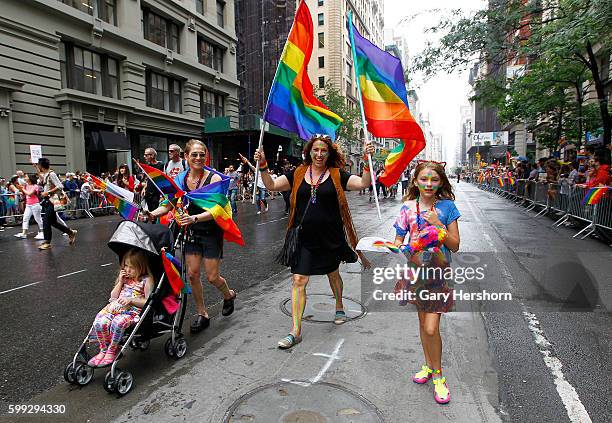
255, 135, 374, 349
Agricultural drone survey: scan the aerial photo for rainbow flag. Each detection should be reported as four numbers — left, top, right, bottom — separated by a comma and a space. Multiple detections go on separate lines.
372, 240, 401, 254
137, 162, 185, 201
104, 192, 139, 221
185, 167, 245, 246
161, 250, 190, 295
263, 1, 343, 140
88, 174, 134, 203
508, 177, 516, 186
582, 187, 608, 205
497, 176, 504, 187
348, 15, 425, 186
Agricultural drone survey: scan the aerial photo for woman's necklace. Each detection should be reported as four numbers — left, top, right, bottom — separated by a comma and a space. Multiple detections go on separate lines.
415, 196, 436, 231
309, 165, 327, 204
186, 170, 204, 191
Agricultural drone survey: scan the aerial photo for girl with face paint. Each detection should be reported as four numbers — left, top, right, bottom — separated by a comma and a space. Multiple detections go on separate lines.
393, 161, 461, 405
253, 135, 375, 349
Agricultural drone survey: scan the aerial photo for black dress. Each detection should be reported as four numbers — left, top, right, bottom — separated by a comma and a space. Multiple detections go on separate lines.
285, 168, 351, 275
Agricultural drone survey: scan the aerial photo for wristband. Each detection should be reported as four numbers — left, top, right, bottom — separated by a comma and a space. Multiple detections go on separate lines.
363, 166, 370, 172
259, 161, 269, 171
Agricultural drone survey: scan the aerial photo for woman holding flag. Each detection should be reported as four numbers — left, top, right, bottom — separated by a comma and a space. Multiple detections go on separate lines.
144, 139, 237, 334
254, 136, 374, 349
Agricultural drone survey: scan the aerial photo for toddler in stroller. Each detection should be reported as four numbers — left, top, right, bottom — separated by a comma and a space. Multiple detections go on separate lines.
89, 248, 154, 367
64, 221, 188, 396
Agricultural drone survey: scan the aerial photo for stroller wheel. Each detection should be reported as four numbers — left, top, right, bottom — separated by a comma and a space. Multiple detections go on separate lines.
73, 363, 94, 386
164, 338, 175, 358
64, 362, 77, 384
104, 371, 116, 393
114, 371, 134, 396
172, 337, 188, 360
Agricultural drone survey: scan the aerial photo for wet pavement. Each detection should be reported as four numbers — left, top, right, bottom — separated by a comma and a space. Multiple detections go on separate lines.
0, 183, 610, 422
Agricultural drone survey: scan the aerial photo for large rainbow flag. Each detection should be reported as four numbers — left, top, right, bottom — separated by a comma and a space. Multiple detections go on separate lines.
263, 1, 343, 141
348, 16, 425, 186
582, 187, 609, 205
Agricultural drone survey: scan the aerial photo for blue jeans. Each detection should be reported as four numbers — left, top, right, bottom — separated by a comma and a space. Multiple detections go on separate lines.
229, 188, 238, 213
257, 188, 267, 212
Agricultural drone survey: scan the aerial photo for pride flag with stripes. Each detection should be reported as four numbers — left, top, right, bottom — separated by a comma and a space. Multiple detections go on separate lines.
161, 250, 189, 295
263, 1, 343, 140
349, 17, 425, 187
105, 192, 139, 221
497, 176, 504, 187
183, 167, 245, 246
582, 187, 608, 205
88, 174, 134, 203
137, 162, 185, 201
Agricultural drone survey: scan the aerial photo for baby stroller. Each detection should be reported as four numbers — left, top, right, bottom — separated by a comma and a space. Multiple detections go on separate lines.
63, 220, 188, 396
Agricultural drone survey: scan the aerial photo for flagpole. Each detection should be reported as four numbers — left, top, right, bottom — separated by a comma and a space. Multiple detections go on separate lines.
252, 0, 304, 204
347, 11, 382, 220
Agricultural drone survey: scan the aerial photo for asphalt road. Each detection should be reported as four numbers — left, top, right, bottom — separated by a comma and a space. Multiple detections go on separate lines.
0, 183, 610, 422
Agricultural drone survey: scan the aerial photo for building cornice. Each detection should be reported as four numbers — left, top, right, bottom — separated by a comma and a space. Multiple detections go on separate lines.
0, 78, 25, 92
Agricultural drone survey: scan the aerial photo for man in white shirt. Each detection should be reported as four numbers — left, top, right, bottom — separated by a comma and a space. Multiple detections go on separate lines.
165, 144, 187, 178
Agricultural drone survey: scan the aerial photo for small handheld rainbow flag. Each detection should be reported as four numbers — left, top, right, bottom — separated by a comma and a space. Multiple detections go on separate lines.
105, 192, 139, 221
508, 177, 516, 186
372, 240, 401, 254
161, 249, 191, 294
136, 161, 185, 201
582, 187, 609, 205
88, 174, 135, 203
497, 176, 504, 187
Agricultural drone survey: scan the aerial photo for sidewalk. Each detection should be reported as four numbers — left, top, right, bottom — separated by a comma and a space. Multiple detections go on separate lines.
113, 263, 502, 422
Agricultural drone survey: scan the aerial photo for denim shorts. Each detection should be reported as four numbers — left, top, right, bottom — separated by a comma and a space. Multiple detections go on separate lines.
184, 232, 223, 259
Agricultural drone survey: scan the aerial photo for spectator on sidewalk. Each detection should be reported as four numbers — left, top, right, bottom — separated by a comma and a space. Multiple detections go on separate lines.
14, 174, 44, 239
140, 148, 164, 211
165, 144, 187, 179
0, 177, 8, 230
114, 164, 135, 192
36, 157, 77, 250
582, 154, 610, 188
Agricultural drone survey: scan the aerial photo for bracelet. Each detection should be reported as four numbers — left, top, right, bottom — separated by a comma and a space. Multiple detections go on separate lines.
259, 162, 269, 171
363, 166, 370, 172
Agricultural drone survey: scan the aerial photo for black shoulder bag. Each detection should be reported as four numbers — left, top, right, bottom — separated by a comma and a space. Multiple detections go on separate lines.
276, 199, 312, 267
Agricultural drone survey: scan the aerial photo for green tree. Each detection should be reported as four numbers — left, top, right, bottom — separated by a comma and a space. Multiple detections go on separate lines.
413, 0, 612, 146
318, 83, 362, 152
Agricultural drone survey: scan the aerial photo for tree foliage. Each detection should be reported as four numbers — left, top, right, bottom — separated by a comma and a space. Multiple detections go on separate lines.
319, 83, 362, 151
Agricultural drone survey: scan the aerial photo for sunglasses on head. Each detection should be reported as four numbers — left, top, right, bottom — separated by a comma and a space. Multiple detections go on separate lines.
312, 134, 332, 141
417, 160, 447, 168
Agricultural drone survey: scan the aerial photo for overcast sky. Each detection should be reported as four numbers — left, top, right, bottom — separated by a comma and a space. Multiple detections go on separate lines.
384, 0, 485, 167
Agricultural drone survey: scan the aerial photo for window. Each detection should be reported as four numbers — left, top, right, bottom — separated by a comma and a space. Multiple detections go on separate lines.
346, 80, 352, 97
196, 0, 204, 15
318, 76, 325, 89
60, 43, 119, 98
318, 56, 324, 68
200, 89, 225, 118
318, 13, 324, 26
61, 0, 116, 25
146, 70, 182, 113
318, 32, 324, 48
318, 0, 324, 5
216, 1, 225, 27
142, 8, 180, 52
198, 36, 224, 72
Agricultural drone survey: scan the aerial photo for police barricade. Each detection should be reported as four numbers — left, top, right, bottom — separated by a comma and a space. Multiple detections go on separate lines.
0, 193, 23, 226
593, 192, 612, 235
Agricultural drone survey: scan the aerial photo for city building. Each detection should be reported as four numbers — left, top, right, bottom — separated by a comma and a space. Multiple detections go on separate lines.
0, 0, 239, 177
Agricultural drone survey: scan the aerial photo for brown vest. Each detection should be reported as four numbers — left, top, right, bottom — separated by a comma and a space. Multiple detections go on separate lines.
287, 165, 359, 250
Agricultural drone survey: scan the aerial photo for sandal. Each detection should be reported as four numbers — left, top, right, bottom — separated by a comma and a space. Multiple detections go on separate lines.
222, 291, 237, 316
278, 334, 302, 349
412, 365, 433, 384
333, 310, 347, 325
433, 377, 451, 404
190, 314, 210, 334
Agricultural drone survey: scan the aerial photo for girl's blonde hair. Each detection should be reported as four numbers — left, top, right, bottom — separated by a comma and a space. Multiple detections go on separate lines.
121, 249, 152, 280
404, 162, 455, 201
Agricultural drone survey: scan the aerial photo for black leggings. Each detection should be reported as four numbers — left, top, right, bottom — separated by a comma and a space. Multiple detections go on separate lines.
42, 200, 72, 242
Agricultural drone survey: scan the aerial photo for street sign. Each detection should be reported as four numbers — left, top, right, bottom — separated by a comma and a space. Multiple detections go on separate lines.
471, 131, 508, 146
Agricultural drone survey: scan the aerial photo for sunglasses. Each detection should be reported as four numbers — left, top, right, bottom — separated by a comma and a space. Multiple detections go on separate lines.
312, 134, 332, 140
189, 152, 207, 158
417, 160, 447, 168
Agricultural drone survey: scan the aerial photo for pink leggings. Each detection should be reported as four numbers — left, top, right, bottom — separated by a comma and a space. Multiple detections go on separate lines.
93, 311, 137, 350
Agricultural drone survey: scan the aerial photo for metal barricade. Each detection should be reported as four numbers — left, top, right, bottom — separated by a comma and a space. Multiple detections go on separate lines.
593, 193, 612, 233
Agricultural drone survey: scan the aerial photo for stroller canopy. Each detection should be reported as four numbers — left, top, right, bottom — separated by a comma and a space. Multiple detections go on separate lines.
108, 221, 173, 257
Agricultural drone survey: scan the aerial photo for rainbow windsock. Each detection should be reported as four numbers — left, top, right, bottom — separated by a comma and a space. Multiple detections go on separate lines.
162, 250, 190, 295
104, 192, 139, 221
185, 167, 245, 246
582, 187, 608, 205
137, 161, 185, 201
372, 240, 401, 254
348, 15, 425, 187
88, 174, 134, 203
263, 1, 342, 140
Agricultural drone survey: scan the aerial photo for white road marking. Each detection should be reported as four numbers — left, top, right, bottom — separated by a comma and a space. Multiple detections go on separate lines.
281, 338, 345, 387
465, 187, 592, 423
0, 281, 42, 295
257, 217, 288, 226
100, 263, 113, 267
57, 269, 87, 279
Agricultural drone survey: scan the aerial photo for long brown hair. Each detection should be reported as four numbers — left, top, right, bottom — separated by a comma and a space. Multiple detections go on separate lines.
404, 162, 455, 201
120, 249, 152, 280
303, 135, 345, 168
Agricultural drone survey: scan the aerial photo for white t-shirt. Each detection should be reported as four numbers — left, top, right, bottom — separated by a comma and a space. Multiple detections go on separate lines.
165, 159, 187, 179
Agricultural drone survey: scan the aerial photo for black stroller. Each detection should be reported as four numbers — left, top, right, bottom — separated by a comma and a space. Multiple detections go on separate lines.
63, 221, 188, 396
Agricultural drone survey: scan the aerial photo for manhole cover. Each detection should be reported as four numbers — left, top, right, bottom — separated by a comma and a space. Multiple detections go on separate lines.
280, 294, 366, 323
223, 382, 384, 422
